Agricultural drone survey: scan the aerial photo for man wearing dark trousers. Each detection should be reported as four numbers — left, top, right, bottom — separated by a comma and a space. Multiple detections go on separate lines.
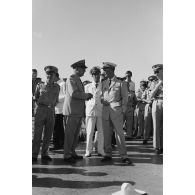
51, 73, 66, 150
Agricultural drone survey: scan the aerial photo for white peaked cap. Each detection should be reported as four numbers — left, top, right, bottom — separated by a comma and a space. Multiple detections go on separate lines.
121, 183, 132, 195
102, 62, 117, 69
111, 182, 148, 195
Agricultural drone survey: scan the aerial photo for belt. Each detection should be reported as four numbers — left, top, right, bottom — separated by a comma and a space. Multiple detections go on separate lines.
154, 97, 163, 100
38, 103, 54, 108
138, 101, 146, 105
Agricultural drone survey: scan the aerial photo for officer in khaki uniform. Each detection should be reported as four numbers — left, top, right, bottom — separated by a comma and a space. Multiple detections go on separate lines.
143, 75, 157, 144
134, 80, 148, 138
124, 81, 137, 138
150, 64, 163, 154
124, 71, 137, 139
32, 66, 60, 162
63, 60, 93, 163
101, 62, 132, 164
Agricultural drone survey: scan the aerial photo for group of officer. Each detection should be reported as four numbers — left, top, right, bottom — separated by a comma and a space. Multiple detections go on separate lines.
32, 60, 163, 164
134, 67, 163, 155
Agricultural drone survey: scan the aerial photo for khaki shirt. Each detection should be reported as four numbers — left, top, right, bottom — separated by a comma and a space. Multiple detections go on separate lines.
153, 80, 163, 99
35, 82, 60, 107
32, 78, 41, 96
63, 74, 89, 117
101, 76, 128, 120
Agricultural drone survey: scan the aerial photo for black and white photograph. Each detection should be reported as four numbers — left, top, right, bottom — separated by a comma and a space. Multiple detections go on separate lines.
2, 0, 195, 195
32, 0, 163, 194
3, 0, 195, 194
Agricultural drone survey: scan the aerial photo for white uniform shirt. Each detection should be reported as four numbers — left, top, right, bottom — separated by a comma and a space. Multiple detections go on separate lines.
136, 88, 146, 100
85, 82, 103, 117
55, 79, 66, 114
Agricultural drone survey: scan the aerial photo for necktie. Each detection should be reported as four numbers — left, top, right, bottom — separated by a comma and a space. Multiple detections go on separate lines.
95, 83, 98, 88
79, 78, 84, 90
109, 79, 112, 86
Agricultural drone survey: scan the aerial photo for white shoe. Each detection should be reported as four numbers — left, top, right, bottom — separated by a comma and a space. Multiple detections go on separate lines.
85, 153, 92, 157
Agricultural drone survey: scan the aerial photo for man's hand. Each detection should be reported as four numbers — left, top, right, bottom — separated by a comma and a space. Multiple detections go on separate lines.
101, 99, 110, 106
86, 93, 93, 100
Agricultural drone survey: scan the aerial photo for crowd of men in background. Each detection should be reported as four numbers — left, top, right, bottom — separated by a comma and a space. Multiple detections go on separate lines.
32, 60, 163, 165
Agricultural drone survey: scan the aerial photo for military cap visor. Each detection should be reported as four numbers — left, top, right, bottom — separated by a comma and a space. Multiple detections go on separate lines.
44, 66, 58, 73
140, 82, 148, 87
70, 59, 87, 69
102, 62, 117, 70
90, 66, 101, 75
152, 64, 163, 71
148, 75, 157, 81
140, 80, 147, 84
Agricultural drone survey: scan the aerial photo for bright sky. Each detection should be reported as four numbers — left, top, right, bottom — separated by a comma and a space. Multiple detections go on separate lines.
32, 0, 162, 89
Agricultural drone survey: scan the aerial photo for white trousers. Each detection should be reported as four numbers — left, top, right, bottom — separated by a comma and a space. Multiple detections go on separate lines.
85, 116, 105, 155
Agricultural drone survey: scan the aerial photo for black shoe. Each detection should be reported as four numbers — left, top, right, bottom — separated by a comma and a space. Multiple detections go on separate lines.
112, 144, 116, 149
50, 146, 62, 150
143, 140, 148, 145
32, 157, 37, 163
85, 154, 92, 158
155, 148, 162, 155
72, 155, 83, 160
122, 158, 132, 164
64, 157, 76, 163
41, 155, 52, 161
101, 156, 112, 162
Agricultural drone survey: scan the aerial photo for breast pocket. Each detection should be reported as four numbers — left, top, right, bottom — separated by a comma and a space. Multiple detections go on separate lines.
111, 86, 120, 97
